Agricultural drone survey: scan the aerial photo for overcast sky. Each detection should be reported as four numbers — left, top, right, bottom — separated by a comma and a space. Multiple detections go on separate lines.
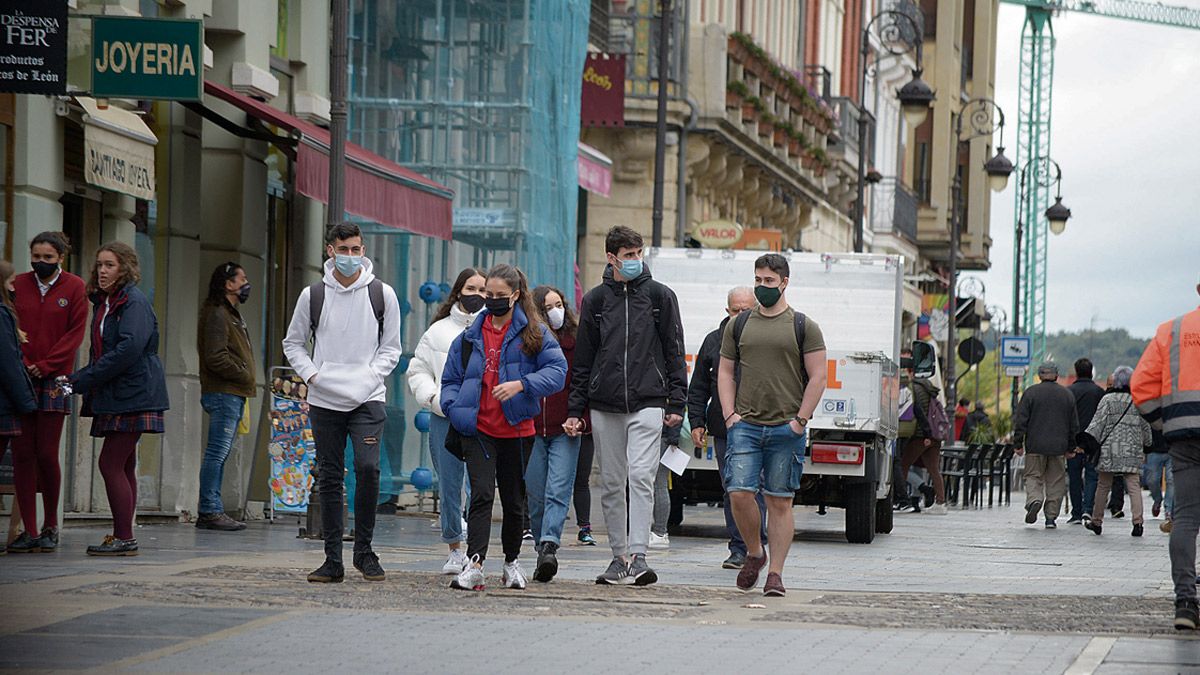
964, 2, 1200, 339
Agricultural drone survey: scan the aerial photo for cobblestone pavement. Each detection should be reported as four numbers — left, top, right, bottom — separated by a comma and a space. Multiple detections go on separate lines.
0, 492, 1196, 673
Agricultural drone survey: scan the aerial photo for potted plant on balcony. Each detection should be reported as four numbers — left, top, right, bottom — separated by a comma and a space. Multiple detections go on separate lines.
773, 120, 790, 149
743, 94, 764, 124
758, 112, 775, 139
811, 147, 831, 178
727, 80, 749, 111
786, 126, 808, 158
728, 32, 755, 64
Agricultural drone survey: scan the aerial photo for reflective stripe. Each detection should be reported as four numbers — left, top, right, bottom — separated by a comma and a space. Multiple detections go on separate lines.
1171, 316, 1183, 391
1166, 414, 1200, 435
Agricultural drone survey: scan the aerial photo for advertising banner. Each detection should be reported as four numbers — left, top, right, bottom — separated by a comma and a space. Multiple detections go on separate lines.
0, 0, 67, 94
267, 370, 316, 514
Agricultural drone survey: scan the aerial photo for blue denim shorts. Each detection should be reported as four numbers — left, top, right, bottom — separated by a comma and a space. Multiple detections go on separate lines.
725, 421, 806, 497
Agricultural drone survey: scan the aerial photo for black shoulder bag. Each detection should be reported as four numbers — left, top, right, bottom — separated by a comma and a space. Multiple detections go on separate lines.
1077, 399, 1133, 466
443, 340, 473, 461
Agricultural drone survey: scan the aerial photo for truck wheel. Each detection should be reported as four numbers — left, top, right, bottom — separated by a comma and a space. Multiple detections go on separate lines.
845, 482, 877, 544
875, 492, 894, 535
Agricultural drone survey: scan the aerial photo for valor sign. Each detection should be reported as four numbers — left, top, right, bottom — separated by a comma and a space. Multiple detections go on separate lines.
0, 0, 67, 95
91, 17, 202, 101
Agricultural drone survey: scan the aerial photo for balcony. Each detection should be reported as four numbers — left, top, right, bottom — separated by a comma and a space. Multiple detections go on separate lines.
871, 178, 918, 244
607, 0, 687, 100
893, 180, 919, 242
826, 97, 875, 172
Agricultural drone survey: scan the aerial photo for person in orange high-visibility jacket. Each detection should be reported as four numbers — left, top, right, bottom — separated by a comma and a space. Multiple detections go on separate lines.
1132, 280, 1200, 631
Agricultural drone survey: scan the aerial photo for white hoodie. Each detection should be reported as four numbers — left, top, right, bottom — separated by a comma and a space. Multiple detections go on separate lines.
282, 257, 403, 412
407, 302, 479, 417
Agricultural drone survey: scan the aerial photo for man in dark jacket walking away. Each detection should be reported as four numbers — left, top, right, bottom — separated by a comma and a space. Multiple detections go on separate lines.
961, 401, 991, 443
1066, 358, 1105, 524
687, 286, 765, 569
565, 226, 687, 586
1013, 361, 1080, 529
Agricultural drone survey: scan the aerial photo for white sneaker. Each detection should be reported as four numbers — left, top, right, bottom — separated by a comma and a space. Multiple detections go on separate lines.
648, 532, 670, 550
442, 548, 469, 574
925, 503, 948, 516
450, 556, 484, 591
503, 560, 528, 589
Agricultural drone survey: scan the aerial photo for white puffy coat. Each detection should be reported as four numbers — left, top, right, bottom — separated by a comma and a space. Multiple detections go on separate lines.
407, 303, 478, 416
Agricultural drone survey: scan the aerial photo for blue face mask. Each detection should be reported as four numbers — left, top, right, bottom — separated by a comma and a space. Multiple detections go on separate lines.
334, 254, 363, 276
618, 258, 643, 279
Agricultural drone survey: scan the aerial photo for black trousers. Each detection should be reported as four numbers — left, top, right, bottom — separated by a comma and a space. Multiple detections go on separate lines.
465, 433, 531, 564
574, 434, 595, 528
310, 401, 386, 564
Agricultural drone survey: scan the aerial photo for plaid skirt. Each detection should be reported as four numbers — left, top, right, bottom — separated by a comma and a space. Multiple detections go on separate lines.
90, 411, 165, 437
32, 377, 71, 415
0, 416, 22, 437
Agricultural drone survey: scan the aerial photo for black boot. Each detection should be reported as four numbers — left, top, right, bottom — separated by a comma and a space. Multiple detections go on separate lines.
307, 558, 345, 583
36, 527, 59, 552
7, 532, 40, 553
533, 541, 559, 583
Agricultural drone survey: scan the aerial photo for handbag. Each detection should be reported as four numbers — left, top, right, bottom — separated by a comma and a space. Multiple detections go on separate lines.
237, 398, 251, 435
443, 340, 474, 461
1077, 398, 1133, 466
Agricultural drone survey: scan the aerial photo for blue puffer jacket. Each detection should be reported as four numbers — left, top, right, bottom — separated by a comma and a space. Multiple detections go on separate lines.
440, 305, 567, 436
71, 285, 170, 415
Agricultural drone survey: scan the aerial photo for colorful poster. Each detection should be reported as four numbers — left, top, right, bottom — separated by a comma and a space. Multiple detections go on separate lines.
919, 293, 949, 342
268, 369, 316, 514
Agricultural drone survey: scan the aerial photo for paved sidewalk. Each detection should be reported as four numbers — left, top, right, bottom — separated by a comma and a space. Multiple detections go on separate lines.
0, 492, 1194, 673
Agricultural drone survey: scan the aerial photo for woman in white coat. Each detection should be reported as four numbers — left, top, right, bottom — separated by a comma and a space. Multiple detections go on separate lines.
408, 267, 486, 573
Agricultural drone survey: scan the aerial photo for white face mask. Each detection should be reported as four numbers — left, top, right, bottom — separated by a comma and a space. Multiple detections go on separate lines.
547, 306, 565, 330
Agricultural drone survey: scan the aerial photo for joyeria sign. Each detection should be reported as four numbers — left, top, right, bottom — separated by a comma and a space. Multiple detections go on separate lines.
91, 17, 202, 101
692, 220, 744, 249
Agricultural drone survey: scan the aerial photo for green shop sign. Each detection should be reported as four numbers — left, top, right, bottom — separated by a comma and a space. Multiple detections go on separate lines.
91, 17, 202, 101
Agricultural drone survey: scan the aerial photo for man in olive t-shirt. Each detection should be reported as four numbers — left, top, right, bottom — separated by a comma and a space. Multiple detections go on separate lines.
716, 253, 827, 597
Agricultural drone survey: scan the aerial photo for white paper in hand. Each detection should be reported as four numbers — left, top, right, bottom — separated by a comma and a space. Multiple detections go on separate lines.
660, 445, 691, 476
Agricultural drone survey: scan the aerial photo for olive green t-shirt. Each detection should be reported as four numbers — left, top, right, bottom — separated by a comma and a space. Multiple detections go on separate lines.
720, 306, 825, 425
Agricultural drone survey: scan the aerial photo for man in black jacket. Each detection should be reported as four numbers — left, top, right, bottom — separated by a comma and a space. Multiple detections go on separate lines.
566, 226, 687, 586
1067, 358, 1105, 524
687, 286, 765, 569
1013, 361, 1080, 528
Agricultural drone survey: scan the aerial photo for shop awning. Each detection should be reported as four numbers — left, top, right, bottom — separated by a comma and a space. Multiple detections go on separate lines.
577, 141, 612, 198
200, 81, 453, 240
77, 97, 158, 201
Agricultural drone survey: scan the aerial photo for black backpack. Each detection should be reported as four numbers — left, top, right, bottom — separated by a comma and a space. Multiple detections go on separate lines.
731, 309, 809, 386
591, 280, 675, 354
308, 279, 386, 345
443, 338, 474, 461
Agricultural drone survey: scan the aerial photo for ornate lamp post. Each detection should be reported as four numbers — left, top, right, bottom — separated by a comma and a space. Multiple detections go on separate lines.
852, 8, 933, 253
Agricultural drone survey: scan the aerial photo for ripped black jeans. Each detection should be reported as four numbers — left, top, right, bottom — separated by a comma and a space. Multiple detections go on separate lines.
310, 401, 387, 564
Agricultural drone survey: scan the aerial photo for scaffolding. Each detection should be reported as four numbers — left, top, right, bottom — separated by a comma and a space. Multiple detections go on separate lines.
347, 0, 589, 295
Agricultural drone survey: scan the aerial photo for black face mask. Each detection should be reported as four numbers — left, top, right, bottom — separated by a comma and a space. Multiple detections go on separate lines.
236, 283, 251, 304
459, 293, 485, 314
485, 297, 513, 317
32, 261, 58, 280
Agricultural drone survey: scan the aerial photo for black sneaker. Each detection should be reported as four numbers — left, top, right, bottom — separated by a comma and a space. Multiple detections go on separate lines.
533, 542, 559, 583
919, 484, 936, 508
86, 535, 139, 556
1111, 508, 1125, 519
1045, 520, 1057, 529
353, 550, 385, 581
1086, 521, 1103, 536
577, 528, 596, 546
307, 558, 345, 583
195, 513, 247, 531
1025, 500, 1043, 524
522, 529, 534, 542
1177, 598, 1199, 630
628, 554, 657, 586
35, 527, 59, 552
1132, 523, 1144, 537
722, 551, 747, 569
6, 532, 40, 553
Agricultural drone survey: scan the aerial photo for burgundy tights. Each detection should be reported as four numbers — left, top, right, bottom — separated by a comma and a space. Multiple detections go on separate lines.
98, 432, 141, 540
11, 412, 66, 533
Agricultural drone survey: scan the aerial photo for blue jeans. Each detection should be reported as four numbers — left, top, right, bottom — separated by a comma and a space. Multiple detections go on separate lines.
526, 433, 581, 546
1144, 453, 1174, 517
1066, 453, 1099, 519
199, 392, 245, 515
715, 436, 766, 554
429, 414, 467, 544
725, 422, 805, 498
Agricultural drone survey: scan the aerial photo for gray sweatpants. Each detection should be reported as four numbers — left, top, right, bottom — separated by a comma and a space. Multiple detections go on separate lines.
592, 407, 665, 558
1169, 441, 1200, 601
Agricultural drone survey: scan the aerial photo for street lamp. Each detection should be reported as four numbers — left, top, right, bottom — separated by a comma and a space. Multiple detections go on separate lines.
1011, 156, 1070, 411
852, 8, 930, 253
945, 98, 1012, 413
985, 304, 1008, 412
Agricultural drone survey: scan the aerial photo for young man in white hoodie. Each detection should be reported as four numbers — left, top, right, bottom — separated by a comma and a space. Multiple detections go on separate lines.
282, 223, 402, 583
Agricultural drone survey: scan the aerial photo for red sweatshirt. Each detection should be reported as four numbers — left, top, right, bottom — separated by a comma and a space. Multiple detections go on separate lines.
13, 270, 88, 378
477, 317, 534, 439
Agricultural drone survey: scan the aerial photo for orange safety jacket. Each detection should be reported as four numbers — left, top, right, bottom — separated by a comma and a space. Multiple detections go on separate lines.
1132, 306, 1200, 441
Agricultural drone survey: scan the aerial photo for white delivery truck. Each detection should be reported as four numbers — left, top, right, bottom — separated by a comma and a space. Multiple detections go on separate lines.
648, 248, 903, 543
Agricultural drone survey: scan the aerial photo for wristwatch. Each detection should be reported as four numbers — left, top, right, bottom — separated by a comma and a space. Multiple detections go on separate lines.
794, 415, 809, 428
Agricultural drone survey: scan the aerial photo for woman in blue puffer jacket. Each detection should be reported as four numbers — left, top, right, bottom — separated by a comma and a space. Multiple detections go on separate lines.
440, 264, 566, 592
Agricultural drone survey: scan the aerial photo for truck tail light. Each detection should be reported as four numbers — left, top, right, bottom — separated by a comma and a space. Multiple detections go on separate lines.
811, 443, 864, 465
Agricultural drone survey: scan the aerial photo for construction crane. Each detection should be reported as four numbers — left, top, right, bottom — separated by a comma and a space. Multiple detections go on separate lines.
999, 0, 1200, 375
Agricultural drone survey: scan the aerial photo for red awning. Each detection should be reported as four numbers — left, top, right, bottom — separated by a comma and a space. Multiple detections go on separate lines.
203, 80, 453, 240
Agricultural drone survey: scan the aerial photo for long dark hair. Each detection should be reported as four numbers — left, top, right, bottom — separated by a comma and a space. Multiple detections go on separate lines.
532, 284, 577, 340
486, 264, 543, 356
432, 267, 486, 324
86, 241, 140, 295
206, 261, 243, 305
0, 260, 20, 334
